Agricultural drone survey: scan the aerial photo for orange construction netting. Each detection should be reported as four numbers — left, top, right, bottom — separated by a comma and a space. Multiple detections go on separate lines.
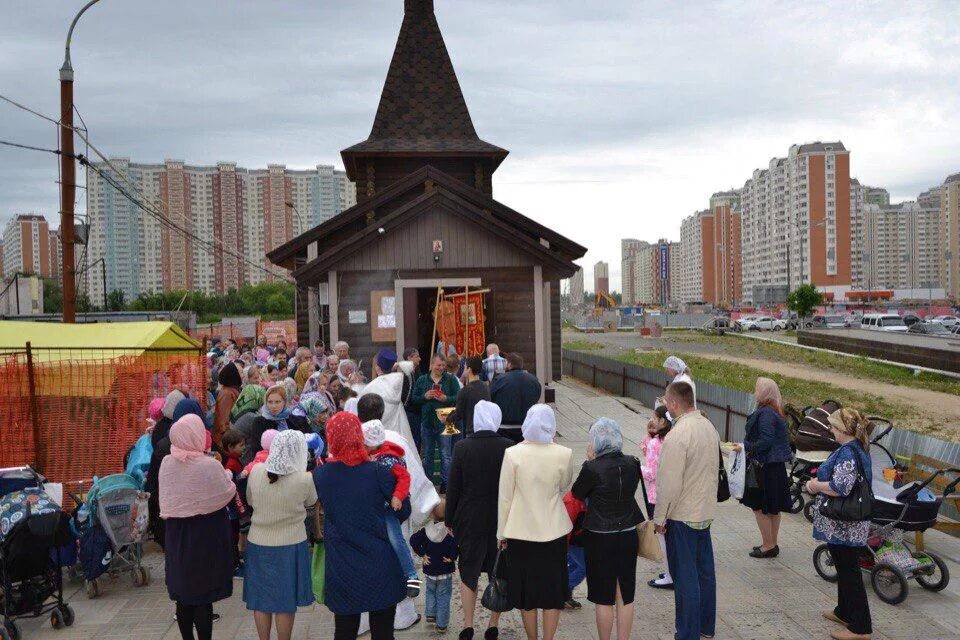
0, 349, 207, 487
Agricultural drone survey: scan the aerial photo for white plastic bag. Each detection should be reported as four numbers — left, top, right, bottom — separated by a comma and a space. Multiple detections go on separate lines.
723, 447, 746, 500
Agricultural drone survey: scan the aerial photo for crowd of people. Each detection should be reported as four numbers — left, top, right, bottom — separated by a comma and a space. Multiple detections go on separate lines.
143, 336, 875, 640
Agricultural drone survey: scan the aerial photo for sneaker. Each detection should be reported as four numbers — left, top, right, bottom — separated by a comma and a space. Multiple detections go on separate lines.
406, 578, 422, 599
648, 576, 674, 590
437, 626, 448, 633
212, 614, 220, 623
233, 563, 245, 579
564, 596, 582, 609
426, 616, 436, 624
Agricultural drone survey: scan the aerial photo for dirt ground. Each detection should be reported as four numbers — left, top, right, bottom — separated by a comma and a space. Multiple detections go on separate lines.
563, 329, 960, 436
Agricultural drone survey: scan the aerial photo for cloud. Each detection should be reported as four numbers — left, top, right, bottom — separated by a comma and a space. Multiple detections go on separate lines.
2, 0, 959, 291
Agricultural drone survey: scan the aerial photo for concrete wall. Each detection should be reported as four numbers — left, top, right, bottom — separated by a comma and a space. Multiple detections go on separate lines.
798, 329, 960, 374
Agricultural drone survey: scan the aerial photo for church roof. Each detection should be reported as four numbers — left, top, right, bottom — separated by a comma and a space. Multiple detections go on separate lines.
340, 0, 507, 178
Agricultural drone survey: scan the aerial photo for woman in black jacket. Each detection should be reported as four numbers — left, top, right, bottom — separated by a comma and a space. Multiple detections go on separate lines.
444, 400, 513, 640
571, 417, 644, 640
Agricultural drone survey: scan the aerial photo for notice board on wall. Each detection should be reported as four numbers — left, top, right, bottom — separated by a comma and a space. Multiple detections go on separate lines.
371, 290, 397, 343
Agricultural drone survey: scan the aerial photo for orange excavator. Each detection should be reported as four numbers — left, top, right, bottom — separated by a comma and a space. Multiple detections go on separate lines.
593, 291, 617, 317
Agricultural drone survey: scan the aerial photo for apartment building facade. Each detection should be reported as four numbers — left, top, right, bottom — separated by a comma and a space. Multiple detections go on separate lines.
700, 191, 742, 306
620, 238, 646, 305
862, 199, 941, 291
675, 211, 706, 304
942, 173, 960, 299
2, 214, 54, 280
86, 159, 356, 302
593, 261, 610, 295
568, 267, 584, 306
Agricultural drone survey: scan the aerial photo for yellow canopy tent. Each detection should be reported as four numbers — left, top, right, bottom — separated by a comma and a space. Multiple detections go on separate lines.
0, 321, 203, 396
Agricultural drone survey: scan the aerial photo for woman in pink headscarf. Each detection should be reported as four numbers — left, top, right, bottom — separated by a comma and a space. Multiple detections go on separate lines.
159, 414, 237, 640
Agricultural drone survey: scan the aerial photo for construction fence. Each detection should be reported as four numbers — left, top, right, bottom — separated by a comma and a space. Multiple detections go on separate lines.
0, 343, 207, 489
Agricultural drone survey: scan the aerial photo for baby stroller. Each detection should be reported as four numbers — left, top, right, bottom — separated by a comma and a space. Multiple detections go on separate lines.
0, 467, 76, 639
812, 454, 959, 605
75, 473, 151, 598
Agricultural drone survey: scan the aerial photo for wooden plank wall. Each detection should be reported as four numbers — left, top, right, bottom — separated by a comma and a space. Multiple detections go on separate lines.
334, 205, 536, 272
551, 280, 561, 381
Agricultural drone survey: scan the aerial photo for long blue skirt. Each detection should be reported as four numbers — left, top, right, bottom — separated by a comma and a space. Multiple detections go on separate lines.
243, 540, 314, 613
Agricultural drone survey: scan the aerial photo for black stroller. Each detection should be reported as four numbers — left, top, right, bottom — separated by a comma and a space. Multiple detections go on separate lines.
0, 468, 76, 639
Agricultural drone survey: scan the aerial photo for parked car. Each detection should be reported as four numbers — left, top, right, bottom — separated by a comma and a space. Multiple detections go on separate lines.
928, 315, 960, 328
739, 315, 787, 331
901, 312, 923, 327
907, 323, 953, 337
860, 313, 909, 332
702, 316, 734, 335
812, 314, 849, 329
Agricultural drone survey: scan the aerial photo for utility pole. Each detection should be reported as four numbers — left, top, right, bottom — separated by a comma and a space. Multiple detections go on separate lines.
59, 0, 103, 323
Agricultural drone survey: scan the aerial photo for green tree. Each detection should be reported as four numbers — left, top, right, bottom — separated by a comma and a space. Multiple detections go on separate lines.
106, 289, 126, 312
787, 284, 823, 321
42, 279, 63, 313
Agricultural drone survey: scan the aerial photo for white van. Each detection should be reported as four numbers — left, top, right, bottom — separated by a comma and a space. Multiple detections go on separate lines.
860, 313, 908, 333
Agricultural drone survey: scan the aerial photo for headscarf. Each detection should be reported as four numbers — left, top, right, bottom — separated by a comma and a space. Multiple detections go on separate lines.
161, 390, 186, 420
337, 359, 358, 384
361, 419, 386, 447
261, 428, 279, 452
159, 414, 235, 519
260, 402, 293, 431
303, 371, 323, 395
294, 361, 314, 392
300, 394, 331, 426
754, 377, 784, 416
589, 417, 623, 457
172, 398, 204, 424
218, 362, 242, 390
148, 397, 165, 422
521, 404, 556, 443
663, 355, 687, 375
472, 400, 502, 433
344, 397, 359, 416
231, 384, 266, 422
326, 411, 369, 466
265, 430, 309, 476
281, 377, 298, 406
169, 414, 207, 462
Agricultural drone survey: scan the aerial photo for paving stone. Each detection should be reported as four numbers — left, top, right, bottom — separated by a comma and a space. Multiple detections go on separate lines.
14, 379, 960, 639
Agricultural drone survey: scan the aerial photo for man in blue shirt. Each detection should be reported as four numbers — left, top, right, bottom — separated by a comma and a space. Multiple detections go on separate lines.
489, 352, 542, 443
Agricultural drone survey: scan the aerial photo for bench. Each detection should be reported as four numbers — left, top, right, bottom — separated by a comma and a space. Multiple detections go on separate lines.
903, 453, 960, 550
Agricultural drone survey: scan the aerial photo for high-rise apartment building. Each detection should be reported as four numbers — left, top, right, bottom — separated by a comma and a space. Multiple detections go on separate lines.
849, 178, 866, 289
863, 199, 941, 291
864, 186, 890, 206
593, 261, 609, 295
676, 211, 706, 303
738, 142, 852, 304
633, 239, 676, 305
701, 191, 741, 306
620, 238, 646, 305
86, 159, 356, 302
568, 267, 584, 306
3, 214, 53, 280
941, 173, 960, 299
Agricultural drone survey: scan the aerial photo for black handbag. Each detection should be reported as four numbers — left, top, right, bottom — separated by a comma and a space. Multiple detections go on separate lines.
716, 446, 731, 503
744, 458, 761, 490
818, 452, 873, 522
480, 547, 512, 612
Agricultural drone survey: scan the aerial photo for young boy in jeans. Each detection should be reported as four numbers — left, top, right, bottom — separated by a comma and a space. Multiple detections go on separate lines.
410, 501, 458, 632
360, 404, 421, 598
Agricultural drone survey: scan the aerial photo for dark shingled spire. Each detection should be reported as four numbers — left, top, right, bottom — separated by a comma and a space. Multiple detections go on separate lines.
341, 0, 508, 180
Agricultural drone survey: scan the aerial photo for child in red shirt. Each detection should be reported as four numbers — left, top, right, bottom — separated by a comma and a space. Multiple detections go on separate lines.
361, 418, 419, 598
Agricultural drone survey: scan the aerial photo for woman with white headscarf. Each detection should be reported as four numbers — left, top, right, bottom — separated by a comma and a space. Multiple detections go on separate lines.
446, 401, 513, 639
571, 418, 645, 640
660, 355, 696, 408
497, 404, 574, 640
244, 430, 318, 640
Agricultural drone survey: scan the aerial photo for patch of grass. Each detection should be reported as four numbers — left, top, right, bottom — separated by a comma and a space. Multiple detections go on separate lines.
562, 339, 605, 351
727, 335, 960, 396
620, 349, 929, 434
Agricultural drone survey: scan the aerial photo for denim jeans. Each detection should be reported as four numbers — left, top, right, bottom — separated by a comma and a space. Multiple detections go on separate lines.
385, 512, 417, 580
665, 520, 716, 640
421, 426, 455, 485
567, 545, 586, 591
425, 576, 453, 629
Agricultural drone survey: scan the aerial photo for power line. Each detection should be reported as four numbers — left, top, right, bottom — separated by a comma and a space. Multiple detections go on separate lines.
1, 92, 299, 286
0, 139, 62, 155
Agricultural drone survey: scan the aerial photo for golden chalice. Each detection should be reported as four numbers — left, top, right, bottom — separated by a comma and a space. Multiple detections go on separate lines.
436, 407, 460, 436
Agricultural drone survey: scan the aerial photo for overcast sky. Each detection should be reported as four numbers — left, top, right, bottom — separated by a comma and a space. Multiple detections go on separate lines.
2, 1, 959, 290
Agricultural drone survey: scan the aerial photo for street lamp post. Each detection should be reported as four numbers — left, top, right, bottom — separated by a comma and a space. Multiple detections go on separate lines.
59, 0, 102, 323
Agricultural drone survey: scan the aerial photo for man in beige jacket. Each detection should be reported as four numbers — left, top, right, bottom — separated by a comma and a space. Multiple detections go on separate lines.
653, 381, 719, 640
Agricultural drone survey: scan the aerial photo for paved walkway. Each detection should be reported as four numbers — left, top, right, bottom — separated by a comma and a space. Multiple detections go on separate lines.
20, 379, 960, 639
